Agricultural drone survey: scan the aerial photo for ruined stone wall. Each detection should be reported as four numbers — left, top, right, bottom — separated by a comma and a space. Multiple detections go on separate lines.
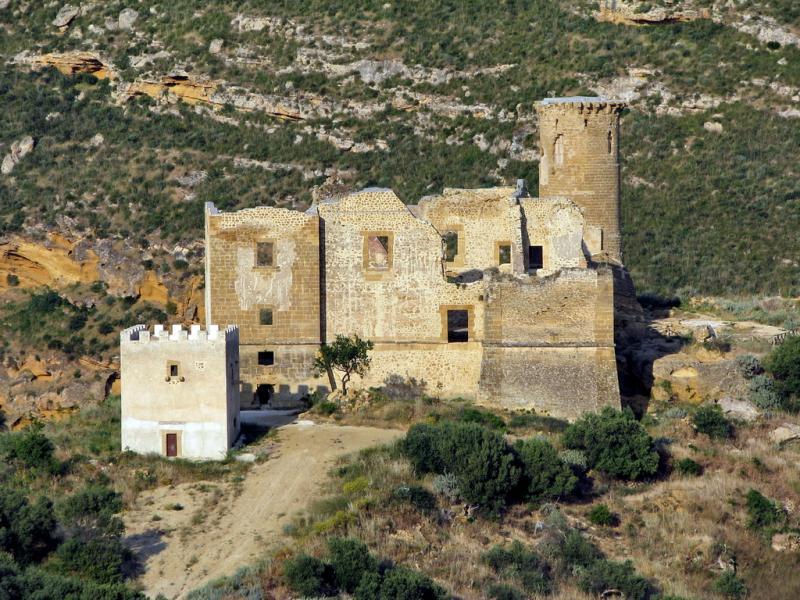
205, 203, 322, 405
478, 268, 620, 417
318, 190, 485, 342
120, 324, 240, 460
537, 98, 626, 261
418, 188, 525, 274
520, 197, 586, 272
317, 190, 485, 396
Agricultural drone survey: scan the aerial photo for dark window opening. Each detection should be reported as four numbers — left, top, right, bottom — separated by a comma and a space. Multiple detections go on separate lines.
529, 245, 544, 270
607, 130, 613, 154
255, 384, 274, 407
256, 242, 274, 267
447, 309, 469, 343
366, 234, 390, 270
259, 308, 273, 325
258, 351, 275, 366
443, 231, 459, 262
169, 363, 179, 377
499, 244, 511, 265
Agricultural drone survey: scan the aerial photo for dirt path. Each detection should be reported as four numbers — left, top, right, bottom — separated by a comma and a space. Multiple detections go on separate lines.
123, 421, 402, 599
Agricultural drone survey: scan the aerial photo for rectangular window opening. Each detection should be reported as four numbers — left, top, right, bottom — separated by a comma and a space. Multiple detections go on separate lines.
259, 308, 273, 325
366, 234, 390, 270
498, 244, 511, 265
168, 362, 179, 378
256, 242, 274, 267
529, 245, 544, 270
447, 309, 469, 343
443, 231, 459, 263
258, 351, 275, 366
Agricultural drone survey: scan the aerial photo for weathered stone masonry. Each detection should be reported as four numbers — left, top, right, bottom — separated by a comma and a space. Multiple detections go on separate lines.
205, 97, 626, 418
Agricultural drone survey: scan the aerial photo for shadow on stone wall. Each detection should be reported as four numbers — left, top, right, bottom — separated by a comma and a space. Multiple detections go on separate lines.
613, 267, 687, 417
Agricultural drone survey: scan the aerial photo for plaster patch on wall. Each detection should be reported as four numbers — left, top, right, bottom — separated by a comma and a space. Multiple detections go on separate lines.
234, 239, 296, 311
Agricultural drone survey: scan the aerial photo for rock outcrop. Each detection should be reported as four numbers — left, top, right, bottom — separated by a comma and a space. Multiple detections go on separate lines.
597, 2, 709, 26
0, 235, 99, 288
25, 51, 116, 79
52, 4, 80, 29
1, 136, 34, 175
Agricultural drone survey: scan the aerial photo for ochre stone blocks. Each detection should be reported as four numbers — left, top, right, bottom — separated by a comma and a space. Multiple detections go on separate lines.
536, 98, 626, 262
203, 97, 628, 418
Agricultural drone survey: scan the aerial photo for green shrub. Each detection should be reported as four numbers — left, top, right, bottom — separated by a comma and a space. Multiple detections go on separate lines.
459, 407, 506, 430
283, 554, 332, 597
562, 408, 659, 480
327, 537, 377, 594
578, 559, 651, 600
556, 529, 602, 569
393, 485, 437, 512
401, 423, 445, 474
0, 426, 59, 473
401, 422, 521, 514
748, 374, 782, 410
676, 458, 703, 476
0, 489, 58, 565
766, 337, 800, 401
53, 537, 129, 584
713, 571, 748, 599
588, 503, 617, 526
482, 541, 551, 594
514, 438, 578, 501
735, 354, 763, 379
692, 404, 733, 439
376, 566, 448, 600
745, 488, 783, 530
316, 400, 339, 416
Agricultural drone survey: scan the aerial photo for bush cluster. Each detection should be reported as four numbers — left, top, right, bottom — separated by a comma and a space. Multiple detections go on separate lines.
401, 421, 578, 513
401, 408, 662, 513
692, 404, 733, 439
283, 537, 447, 599
765, 337, 800, 409
482, 540, 551, 595
0, 425, 138, 596
745, 488, 784, 531
562, 407, 660, 480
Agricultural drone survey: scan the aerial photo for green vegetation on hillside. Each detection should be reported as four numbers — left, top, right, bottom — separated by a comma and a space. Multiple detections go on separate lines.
1, 1, 798, 295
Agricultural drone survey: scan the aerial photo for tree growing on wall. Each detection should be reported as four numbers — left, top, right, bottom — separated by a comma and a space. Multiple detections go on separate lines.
314, 335, 374, 395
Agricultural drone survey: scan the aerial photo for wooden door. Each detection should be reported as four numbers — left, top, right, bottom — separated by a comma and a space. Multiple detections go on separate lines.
166, 433, 178, 457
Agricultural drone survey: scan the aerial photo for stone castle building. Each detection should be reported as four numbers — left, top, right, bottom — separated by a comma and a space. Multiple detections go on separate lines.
120, 324, 240, 459
203, 97, 627, 419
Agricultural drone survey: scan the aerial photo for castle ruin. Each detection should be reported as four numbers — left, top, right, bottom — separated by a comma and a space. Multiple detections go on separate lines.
202, 97, 627, 419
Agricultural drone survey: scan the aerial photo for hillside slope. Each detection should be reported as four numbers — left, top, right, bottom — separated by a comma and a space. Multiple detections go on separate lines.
1, 0, 798, 297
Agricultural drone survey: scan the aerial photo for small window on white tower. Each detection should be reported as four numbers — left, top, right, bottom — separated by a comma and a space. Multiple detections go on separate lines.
554, 134, 564, 166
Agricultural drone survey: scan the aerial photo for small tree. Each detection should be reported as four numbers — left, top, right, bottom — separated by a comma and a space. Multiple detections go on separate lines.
314, 334, 374, 394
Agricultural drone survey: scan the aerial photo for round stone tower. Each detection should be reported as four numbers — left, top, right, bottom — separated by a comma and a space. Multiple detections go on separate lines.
536, 97, 627, 262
